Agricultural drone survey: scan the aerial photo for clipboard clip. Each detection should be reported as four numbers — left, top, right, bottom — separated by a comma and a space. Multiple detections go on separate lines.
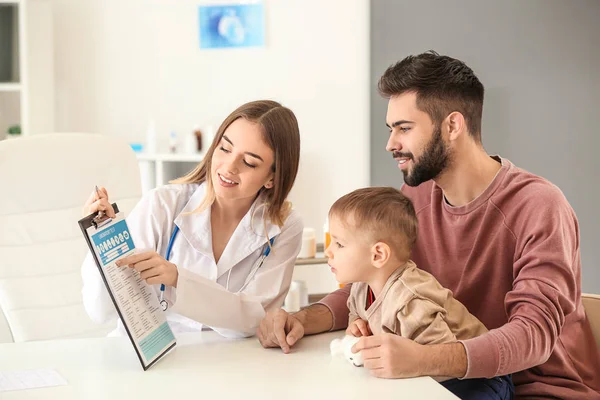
91, 212, 112, 229
91, 186, 114, 229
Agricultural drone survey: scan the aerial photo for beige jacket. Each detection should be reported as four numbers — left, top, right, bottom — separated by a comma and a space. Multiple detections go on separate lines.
348, 261, 488, 344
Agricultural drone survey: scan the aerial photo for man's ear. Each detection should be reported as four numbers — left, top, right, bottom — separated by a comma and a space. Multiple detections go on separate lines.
371, 241, 391, 268
445, 111, 467, 142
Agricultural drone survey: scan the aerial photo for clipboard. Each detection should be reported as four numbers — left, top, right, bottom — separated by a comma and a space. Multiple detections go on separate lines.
78, 203, 176, 370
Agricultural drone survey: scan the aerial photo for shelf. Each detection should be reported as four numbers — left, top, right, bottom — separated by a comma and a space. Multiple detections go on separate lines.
136, 152, 205, 162
0, 83, 21, 92
137, 152, 206, 191
296, 253, 328, 265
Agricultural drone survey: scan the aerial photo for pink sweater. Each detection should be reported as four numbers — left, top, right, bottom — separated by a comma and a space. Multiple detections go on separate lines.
320, 158, 600, 399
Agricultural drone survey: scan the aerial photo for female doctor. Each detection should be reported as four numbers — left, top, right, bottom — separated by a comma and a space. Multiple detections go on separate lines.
81, 100, 303, 338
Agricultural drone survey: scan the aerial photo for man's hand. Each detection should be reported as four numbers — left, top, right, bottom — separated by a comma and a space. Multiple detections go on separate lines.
257, 309, 305, 354
346, 318, 372, 337
353, 333, 423, 378
257, 304, 334, 353
352, 333, 468, 379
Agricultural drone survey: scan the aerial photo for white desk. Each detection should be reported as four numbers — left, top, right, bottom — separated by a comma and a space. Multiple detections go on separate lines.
0, 332, 457, 399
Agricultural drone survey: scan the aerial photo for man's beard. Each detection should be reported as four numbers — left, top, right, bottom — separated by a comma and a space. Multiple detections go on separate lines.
394, 125, 451, 187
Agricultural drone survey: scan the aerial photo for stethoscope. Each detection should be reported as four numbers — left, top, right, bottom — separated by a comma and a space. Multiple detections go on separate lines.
159, 225, 275, 311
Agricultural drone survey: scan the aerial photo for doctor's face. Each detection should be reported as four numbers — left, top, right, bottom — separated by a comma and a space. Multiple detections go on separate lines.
211, 118, 275, 203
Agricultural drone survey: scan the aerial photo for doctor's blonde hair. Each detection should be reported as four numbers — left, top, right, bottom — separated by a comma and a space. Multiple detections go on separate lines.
171, 100, 300, 227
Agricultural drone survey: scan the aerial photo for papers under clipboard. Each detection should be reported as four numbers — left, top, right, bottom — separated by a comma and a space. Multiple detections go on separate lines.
78, 204, 176, 370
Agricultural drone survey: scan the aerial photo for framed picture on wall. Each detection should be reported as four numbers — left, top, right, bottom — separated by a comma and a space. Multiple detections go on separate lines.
198, 1, 265, 49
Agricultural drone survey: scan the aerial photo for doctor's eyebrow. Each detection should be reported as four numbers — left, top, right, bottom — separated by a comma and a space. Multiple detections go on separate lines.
386, 119, 415, 129
222, 135, 264, 162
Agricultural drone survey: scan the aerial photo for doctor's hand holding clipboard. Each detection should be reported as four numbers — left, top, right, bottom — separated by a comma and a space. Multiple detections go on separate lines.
80, 100, 304, 340
84, 187, 179, 293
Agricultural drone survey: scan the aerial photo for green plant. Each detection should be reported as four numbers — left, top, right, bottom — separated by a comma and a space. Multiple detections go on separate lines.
7, 125, 21, 135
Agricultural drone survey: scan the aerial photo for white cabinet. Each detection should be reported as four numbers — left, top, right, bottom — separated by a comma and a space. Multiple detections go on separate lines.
0, 0, 53, 139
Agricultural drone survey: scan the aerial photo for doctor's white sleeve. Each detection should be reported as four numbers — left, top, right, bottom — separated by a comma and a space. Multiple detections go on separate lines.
81, 252, 117, 324
172, 212, 304, 338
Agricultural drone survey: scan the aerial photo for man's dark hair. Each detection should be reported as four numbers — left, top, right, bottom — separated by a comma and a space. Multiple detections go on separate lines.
379, 51, 485, 142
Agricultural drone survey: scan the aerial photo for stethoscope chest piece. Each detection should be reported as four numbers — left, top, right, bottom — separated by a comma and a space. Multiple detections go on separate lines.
160, 299, 168, 312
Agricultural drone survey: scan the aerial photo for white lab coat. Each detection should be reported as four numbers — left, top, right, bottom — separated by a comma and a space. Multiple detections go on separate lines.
81, 182, 303, 338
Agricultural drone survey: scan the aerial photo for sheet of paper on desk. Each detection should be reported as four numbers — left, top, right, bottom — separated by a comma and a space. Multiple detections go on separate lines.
0, 369, 67, 392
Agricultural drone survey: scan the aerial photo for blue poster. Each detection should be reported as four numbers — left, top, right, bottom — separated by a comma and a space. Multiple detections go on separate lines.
198, 2, 265, 49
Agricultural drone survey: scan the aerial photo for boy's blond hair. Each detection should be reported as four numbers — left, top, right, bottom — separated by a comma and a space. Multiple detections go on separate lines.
329, 187, 418, 260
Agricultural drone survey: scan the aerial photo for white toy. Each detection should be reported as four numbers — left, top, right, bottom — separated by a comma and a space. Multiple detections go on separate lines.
330, 335, 364, 367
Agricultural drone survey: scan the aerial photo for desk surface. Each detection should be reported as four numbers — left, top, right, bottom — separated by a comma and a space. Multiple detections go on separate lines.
0, 332, 457, 399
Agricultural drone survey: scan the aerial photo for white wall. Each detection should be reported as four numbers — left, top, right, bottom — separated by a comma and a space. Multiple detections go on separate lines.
51, 0, 370, 240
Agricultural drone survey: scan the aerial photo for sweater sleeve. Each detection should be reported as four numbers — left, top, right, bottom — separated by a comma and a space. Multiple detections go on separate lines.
347, 285, 360, 326
317, 284, 352, 331
398, 295, 457, 345
460, 187, 579, 378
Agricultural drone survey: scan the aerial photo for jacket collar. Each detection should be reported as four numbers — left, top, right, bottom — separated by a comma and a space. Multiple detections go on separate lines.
174, 183, 281, 278
365, 260, 415, 318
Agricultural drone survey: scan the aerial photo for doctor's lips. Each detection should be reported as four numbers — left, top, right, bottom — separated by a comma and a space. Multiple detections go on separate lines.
217, 173, 239, 185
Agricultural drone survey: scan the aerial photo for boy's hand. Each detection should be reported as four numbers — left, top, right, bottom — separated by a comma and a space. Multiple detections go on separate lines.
346, 318, 372, 337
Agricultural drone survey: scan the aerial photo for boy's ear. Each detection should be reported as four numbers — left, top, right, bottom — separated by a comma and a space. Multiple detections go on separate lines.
371, 241, 391, 268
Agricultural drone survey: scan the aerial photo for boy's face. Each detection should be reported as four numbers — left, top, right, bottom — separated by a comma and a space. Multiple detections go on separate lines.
324, 215, 373, 284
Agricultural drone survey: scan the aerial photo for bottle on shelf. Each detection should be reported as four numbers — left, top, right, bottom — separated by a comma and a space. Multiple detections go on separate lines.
323, 216, 331, 251
324, 216, 344, 288
146, 120, 157, 153
193, 124, 203, 152
169, 131, 178, 153
298, 228, 316, 259
184, 128, 197, 154
284, 281, 301, 312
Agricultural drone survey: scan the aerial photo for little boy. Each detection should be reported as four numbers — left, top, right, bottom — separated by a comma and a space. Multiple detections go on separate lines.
325, 187, 513, 399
